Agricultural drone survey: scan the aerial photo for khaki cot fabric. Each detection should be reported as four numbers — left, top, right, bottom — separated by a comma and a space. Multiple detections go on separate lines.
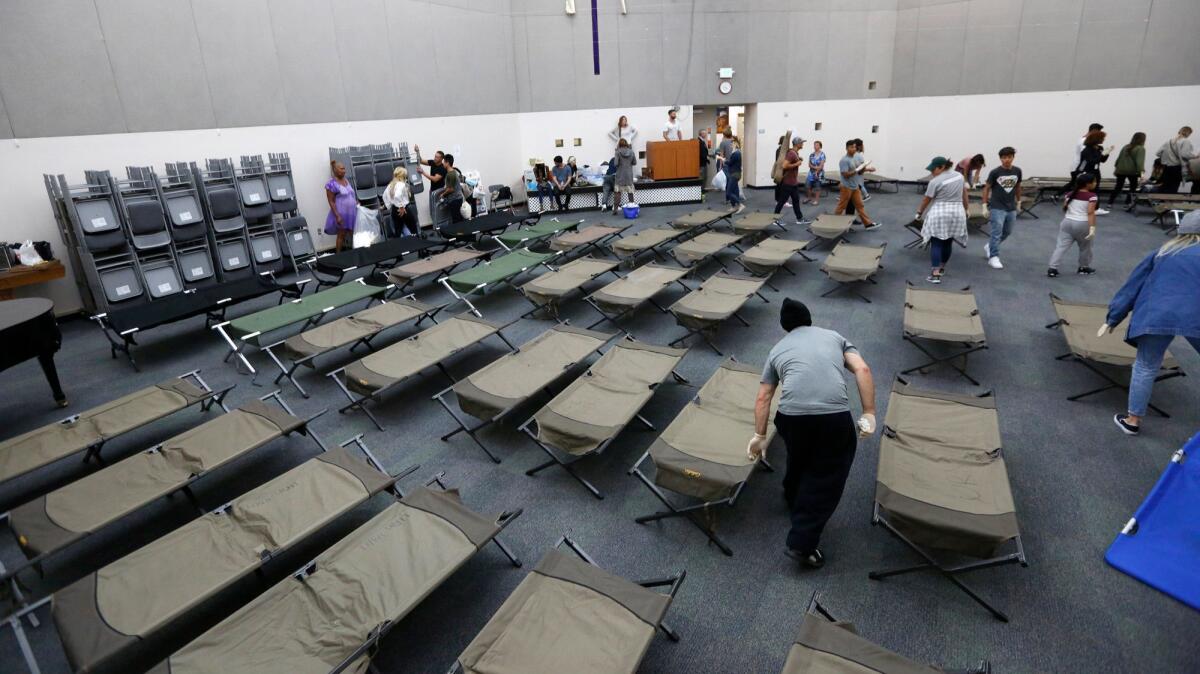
967, 203, 989, 225
10, 401, 302, 557
53, 446, 391, 673
0, 377, 209, 483
550, 224, 628, 252
903, 287, 986, 344
669, 208, 734, 229
670, 274, 765, 331
457, 549, 670, 674
165, 488, 500, 674
671, 232, 743, 266
1051, 295, 1179, 368
445, 250, 555, 294
732, 211, 780, 235
876, 381, 1020, 558
738, 238, 810, 276
651, 359, 777, 501
533, 341, 686, 455
611, 228, 678, 258
521, 258, 618, 307
342, 314, 504, 396
809, 214, 856, 240
781, 612, 942, 674
228, 281, 382, 342
454, 326, 613, 421
590, 264, 689, 314
387, 248, 488, 283
821, 243, 884, 283
280, 298, 433, 360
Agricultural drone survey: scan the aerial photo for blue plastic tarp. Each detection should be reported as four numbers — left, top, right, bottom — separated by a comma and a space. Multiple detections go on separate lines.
1105, 431, 1200, 611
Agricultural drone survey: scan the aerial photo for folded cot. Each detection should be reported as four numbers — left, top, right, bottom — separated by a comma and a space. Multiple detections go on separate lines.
13, 436, 404, 674
1046, 294, 1185, 417
871, 379, 1027, 621
435, 325, 616, 462
610, 226, 688, 263
263, 297, 441, 397
450, 537, 685, 674
901, 284, 988, 385
329, 314, 515, 431
735, 237, 813, 290
820, 242, 886, 302
670, 231, 744, 271
807, 213, 856, 248
0, 391, 324, 609
385, 247, 492, 295
153, 478, 523, 674
549, 222, 630, 257
668, 207, 734, 231
668, 274, 768, 355
629, 359, 776, 555
310, 237, 442, 287
585, 263, 691, 333
520, 339, 688, 499
519, 257, 620, 319
496, 217, 584, 250
966, 203, 991, 234
732, 210, 788, 237
0, 370, 230, 493
440, 248, 560, 316
782, 595, 992, 674
214, 278, 390, 375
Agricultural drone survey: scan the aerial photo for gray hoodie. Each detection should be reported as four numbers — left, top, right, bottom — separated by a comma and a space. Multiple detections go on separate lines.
616, 146, 637, 186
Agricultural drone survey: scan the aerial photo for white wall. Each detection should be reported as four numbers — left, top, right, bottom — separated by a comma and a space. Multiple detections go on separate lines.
515, 105, 693, 172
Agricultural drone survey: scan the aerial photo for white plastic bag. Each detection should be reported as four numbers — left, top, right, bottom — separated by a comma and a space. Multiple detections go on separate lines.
711, 169, 727, 192
460, 199, 472, 220
16, 240, 41, 266
353, 206, 382, 248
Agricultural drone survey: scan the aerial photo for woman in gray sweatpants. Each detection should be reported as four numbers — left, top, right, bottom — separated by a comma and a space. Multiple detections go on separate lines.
1048, 173, 1098, 277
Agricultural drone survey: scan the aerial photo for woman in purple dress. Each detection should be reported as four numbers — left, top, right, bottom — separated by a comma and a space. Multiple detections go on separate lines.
324, 160, 357, 252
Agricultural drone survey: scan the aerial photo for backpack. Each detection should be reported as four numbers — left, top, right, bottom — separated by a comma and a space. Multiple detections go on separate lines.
770, 131, 793, 184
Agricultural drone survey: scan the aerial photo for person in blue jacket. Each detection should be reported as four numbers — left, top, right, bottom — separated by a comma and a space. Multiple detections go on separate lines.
1101, 210, 1200, 435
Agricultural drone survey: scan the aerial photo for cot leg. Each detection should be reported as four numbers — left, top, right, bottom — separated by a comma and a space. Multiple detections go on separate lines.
265, 347, 308, 398
521, 428, 603, 499
490, 538, 522, 567
330, 372, 386, 431
434, 391, 503, 463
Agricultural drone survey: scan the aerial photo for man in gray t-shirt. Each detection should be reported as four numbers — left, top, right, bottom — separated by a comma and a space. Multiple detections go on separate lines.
749, 298, 877, 569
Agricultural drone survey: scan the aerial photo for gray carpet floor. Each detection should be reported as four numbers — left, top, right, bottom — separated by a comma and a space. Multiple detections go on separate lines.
1, 185, 1197, 673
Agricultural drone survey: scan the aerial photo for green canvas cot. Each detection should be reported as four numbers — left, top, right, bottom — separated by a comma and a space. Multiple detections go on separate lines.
386, 247, 490, 294
610, 227, 683, 261
519, 257, 619, 318
496, 217, 583, 249
585, 264, 690, 332
901, 285, 988, 385
435, 325, 615, 462
819, 242, 886, 303
0, 371, 227, 488
46, 441, 397, 674
549, 223, 629, 255
521, 340, 688, 498
667, 273, 766, 355
736, 237, 812, 286
154, 485, 521, 674
452, 539, 685, 674
668, 208, 734, 230
630, 359, 777, 555
670, 231, 743, 268
872, 379, 1026, 621
441, 249, 558, 316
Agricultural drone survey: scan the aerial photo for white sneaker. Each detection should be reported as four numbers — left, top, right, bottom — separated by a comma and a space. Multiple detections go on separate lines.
988, 256, 1003, 269
1096, 208, 1110, 216
983, 243, 991, 259
734, 204, 746, 214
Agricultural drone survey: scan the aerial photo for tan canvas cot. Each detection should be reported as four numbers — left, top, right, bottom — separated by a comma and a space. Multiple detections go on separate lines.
0, 370, 228, 488
819, 242, 886, 302
1047, 294, 1184, 417
667, 274, 767, 355
386, 247, 491, 294
668, 207, 734, 231
329, 314, 514, 431
670, 231, 744, 268
155, 485, 521, 674
521, 340, 688, 498
585, 263, 690, 331
45, 440, 397, 673
519, 257, 619, 318
871, 380, 1026, 621
452, 539, 685, 674
550, 222, 629, 256
610, 227, 684, 261
435, 325, 615, 463
808, 213, 856, 246
736, 237, 813, 287
731, 211, 786, 236
902, 285, 988, 385
630, 359, 777, 555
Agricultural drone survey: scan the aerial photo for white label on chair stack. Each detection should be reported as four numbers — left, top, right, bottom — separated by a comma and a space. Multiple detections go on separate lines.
157, 283, 173, 293
249, 193, 261, 202
276, 188, 288, 197
229, 256, 241, 265
180, 211, 193, 221
191, 267, 204, 276
115, 285, 130, 296
91, 217, 107, 228
293, 233, 303, 241
260, 250, 273, 259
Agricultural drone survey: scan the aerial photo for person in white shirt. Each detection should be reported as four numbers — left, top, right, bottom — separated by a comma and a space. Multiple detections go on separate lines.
382, 167, 418, 237
662, 107, 683, 141
608, 115, 638, 148
1064, 123, 1103, 192
1156, 126, 1195, 194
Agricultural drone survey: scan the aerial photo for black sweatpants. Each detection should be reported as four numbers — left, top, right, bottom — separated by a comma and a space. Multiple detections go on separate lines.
774, 410, 857, 553
774, 183, 803, 220
1160, 165, 1183, 195
1108, 175, 1139, 205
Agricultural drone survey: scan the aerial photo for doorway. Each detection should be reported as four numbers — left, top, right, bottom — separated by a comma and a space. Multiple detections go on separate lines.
692, 103, 758, 184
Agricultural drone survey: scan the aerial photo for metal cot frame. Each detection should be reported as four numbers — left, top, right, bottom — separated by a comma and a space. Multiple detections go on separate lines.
819, 243, 886, 303
667, 280, 770, 356
584, 268, 693, 334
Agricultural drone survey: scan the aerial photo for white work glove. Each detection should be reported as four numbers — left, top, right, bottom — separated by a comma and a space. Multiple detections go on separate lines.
857, 413, 877, 438
747, 433, 769, 461
1086, 226, 1096, 240
1097, 324, 1113, 337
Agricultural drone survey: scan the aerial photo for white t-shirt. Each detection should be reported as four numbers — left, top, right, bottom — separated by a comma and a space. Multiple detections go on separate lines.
1065, 190, 1097, 222
382, 181, 411, 209
1070, 135, 1086, 172
662, 119, 681, 140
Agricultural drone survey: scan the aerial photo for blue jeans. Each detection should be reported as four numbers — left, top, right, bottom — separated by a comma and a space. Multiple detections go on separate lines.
601, 176, 615, 207
535, 182, 553, 210
929, 238, 954, 268
987, 208, 1017, 257
1128, 334, 1200, 416
725, 170, 742, 206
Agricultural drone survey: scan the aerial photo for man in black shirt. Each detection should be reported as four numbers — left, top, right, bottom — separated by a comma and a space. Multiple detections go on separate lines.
981, 146, 1023, 270
416, 145, 449, 228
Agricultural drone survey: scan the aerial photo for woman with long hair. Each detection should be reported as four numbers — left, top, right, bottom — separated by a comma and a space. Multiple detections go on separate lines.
382, 166, 418, 237
1109, 132, 1146, 208
1047, 173, 1098, 277
608, 115, 638, 148
1102, 210, 1200, 435
324, 160, 357, 252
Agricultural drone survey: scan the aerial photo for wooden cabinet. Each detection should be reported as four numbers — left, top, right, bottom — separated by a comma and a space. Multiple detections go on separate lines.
645, 140, 700, 180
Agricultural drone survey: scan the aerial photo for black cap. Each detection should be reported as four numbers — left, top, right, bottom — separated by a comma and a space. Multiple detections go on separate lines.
780, 298, 812, 332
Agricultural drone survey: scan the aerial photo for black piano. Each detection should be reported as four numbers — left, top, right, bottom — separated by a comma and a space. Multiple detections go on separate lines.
0, 298, 67, 407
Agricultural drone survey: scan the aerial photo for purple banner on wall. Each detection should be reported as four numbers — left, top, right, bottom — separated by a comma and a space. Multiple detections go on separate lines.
592, 0, 600, 75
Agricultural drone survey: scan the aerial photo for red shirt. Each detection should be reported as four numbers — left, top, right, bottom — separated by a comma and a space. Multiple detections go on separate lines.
782, 150, 801, 185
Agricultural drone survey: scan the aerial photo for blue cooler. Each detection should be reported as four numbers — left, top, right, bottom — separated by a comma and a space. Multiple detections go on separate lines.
622, 203, 640, 219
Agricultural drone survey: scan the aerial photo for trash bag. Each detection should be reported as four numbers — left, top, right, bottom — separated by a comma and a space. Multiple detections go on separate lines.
460, 199, 472, 220
711, 169, 727, 192
15, 240, 42, 266
353, 206, 383, 248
